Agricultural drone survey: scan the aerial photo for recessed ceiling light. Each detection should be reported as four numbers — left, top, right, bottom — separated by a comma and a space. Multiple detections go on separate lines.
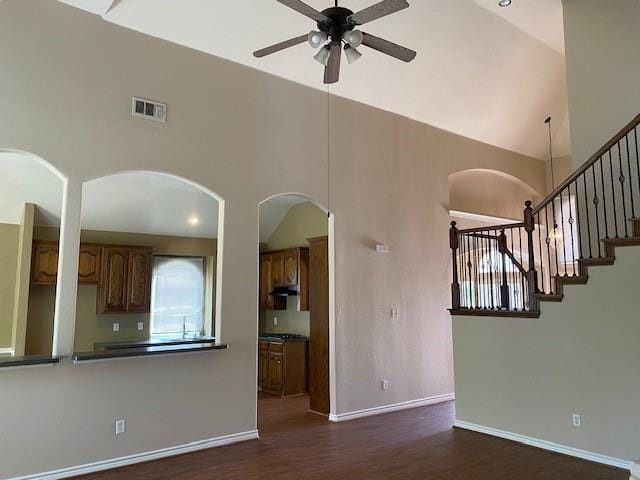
188, 215, 200, 226
498, 0, 512, 6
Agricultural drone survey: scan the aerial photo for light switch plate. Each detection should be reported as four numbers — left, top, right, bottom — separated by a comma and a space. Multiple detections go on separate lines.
572, 414, 581, 428
113, 323, 120, 332
115, 419, 126, 435
137, 322, 144, 331
273, 317, 278, 326
391, 308, 400, 319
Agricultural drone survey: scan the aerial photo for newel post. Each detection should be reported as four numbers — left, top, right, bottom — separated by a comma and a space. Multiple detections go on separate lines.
497, 229, 510, 309
524, 201, 539, 309
450, 221, 461, 310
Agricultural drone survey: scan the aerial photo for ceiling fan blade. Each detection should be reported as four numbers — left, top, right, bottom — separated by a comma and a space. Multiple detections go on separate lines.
361, 32, 416, 62
348, 0, 409, 26
253, 34, 309, 58
276, 0, 329, 23
324, 43, 342, 84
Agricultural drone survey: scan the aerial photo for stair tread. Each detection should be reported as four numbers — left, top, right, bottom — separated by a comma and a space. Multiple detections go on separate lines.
556, 275, 588, 284
534, 293, 563, 302
580, 257, 615, 266
605, 236, 640, 245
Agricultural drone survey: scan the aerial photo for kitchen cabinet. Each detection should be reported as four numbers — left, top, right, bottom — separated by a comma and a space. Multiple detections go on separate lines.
31, 241, 102, 285
31, 241, 59, 285
259, 248, 309, 312
308, 236, 330, 415
97, 246, 153, 314
258, 340, 308, 397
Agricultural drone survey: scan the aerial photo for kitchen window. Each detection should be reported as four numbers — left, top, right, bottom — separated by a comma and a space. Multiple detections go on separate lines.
150, 256, 205, 338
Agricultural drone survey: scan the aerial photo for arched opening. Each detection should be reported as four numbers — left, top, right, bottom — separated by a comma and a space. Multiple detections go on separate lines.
72, 171, 224, 353
449, 169, 541, 228
0, 149, 65, 358
256, 193, 333, 432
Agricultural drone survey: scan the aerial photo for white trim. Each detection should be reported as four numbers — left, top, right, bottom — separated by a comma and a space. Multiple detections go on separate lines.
449, 210, 520, 225
0, 347, 15, 355
329, 393, 455, 422
8, 430, 259, 480
454, 420, 632, 471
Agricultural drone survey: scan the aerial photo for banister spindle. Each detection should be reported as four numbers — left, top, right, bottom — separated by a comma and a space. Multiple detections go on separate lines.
450, 222, 461, 310
497, 229, 510, 309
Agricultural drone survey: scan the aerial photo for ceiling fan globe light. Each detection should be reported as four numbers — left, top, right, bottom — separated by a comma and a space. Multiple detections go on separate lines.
343, 29, 363, 48
344, 45, 363, 64
308, 30, 328, 48
313, 46, 331, 66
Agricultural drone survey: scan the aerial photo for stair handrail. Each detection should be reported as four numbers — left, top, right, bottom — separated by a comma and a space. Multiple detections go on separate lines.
532, 113, 640, 215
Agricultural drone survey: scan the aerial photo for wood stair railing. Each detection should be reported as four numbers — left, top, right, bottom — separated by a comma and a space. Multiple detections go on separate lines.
450, 113, 640, 317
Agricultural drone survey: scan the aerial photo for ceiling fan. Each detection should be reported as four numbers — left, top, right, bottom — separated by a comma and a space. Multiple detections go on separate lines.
253, 0, 417, 84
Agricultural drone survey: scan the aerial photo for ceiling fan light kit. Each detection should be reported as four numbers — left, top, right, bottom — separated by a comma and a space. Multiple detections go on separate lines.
254, 0, 417, 84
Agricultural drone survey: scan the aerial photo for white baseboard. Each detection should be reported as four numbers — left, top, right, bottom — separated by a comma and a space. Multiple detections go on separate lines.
454, 420, 632, 471
9, 430, 259, 480
329, 393, 455, 422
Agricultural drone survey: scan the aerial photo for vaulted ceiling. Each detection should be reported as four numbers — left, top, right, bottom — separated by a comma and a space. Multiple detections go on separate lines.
59, 0, 570, 160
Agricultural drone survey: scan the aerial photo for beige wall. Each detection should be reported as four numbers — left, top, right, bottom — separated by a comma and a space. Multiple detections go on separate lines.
453, 247, 640, 462
449, 170, 540, 221
0, 2, 542, 477
0, 223, 19, 346
546, 154, 573, 194
563, 0, 640, 168
260, 201, 328, 337
26, 227, 217, 354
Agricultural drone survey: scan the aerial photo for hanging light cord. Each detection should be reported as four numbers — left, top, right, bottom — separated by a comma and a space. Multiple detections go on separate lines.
546, 116, 555, 190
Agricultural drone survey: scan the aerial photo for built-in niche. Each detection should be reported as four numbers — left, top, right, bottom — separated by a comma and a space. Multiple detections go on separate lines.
0, 151, 63, 359
70, 172, 221, 354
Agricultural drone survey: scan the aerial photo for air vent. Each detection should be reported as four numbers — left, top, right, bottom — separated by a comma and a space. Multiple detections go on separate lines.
132, 97, 167, 123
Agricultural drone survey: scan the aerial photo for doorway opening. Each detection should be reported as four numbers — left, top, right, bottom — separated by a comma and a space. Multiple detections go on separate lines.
257, 194, 331, 431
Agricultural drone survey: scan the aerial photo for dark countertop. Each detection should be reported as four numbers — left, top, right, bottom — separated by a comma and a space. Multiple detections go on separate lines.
0, 355, 61, 369
259, 335, 309, 343
94, 336, 217, 351
73, 342, 228, 363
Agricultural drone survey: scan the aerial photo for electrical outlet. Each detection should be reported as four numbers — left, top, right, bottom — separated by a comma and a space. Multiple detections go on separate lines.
137, 322, 144, 331
391, 308, 399, 319
381, 379, 389, 391
112, 323, 120, 332
115, 419, 126, 435
572, 414, 581, 428
273, 316, 278, 326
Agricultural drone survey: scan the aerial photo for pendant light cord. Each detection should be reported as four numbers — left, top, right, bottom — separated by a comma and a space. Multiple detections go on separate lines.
327, 84, 331, 218
546, 116, 555, 190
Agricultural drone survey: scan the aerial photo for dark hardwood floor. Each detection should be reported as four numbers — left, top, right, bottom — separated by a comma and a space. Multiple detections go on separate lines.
74, 392, 627, 480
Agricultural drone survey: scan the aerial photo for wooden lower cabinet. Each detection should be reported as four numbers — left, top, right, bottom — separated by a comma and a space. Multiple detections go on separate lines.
258, 340, 308, 397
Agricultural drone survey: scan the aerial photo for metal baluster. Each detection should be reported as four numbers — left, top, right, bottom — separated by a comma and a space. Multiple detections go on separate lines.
599, 157, 609, 240
487, 232, 495, 309
609, 150, 619, 238
583, 174, 593, 258
466, 235, 473, 308
626, 133, 635, 219
574, 180, 584, 261
559, 187, 567, 274
618, 141, 629, 237
567, 182, 577, 276
519, 227, 526, 309
536, 212, 545, 293
591, 166, 602, 258
635, 127, 640, 216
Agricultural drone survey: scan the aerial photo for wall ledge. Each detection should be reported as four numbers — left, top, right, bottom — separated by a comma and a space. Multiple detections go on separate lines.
454, 420, 631, 471
329, 393, 455, 422
7, 430, 259, 480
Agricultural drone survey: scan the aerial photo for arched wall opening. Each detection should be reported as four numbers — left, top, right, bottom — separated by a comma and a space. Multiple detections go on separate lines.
450, 169, 541, 227
0, 149, 66, 358
256, 192, 336, 423
72, 170, 225, 353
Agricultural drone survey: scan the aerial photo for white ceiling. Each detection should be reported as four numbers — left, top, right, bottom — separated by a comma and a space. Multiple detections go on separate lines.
59, 0, 571, 159
82, 172, 220, 238
0, 153, 63, 226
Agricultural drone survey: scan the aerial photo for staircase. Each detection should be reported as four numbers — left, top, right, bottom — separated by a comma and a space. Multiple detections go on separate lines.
449, 113, 640, 318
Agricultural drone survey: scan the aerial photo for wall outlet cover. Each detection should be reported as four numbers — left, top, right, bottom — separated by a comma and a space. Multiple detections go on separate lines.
381, 379, 389, 391
137, 322, 144, 331
115, 419, 126, 435
572, 414, 581, 428
113, 323, 120, 332
273, 317, 278, 326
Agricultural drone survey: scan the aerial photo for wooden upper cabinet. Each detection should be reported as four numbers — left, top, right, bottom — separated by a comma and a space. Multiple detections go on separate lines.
78, 244, 101, 284
98, 246, 153, 314
98, 247, 129, 314
31, 241, 59, 285
271, 252, 285, 287
259, 254, 274, 309
283, 250, 299, 287
126, 248, 152, 313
